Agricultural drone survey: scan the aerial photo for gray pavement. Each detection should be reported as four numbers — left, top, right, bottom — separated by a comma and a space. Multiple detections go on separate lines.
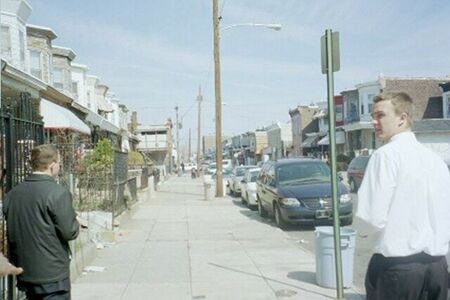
72, 175, 365, 300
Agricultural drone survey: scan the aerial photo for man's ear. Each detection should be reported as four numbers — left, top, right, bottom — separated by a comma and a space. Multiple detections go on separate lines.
399, 112, 408, 127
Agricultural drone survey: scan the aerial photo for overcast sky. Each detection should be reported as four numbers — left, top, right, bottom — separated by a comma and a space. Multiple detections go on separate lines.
29, 0, 450, 148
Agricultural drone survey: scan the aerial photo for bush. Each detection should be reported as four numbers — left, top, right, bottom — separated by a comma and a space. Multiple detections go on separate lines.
128, 151, 145, 166
81, 139, 114, 173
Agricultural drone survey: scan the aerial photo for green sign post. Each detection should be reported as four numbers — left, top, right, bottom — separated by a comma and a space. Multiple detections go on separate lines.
321, 29, 344, 300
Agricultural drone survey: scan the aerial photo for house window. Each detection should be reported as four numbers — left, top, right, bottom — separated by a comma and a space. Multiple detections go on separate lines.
53, 67, 64, 89
72, 82, 79, 100
30, 50, 42, 79
87, 91, 91, 109
19, 31, 25, 68
360, 104, 365, 115
368, 93, 376, 113
1, 26, 11, 61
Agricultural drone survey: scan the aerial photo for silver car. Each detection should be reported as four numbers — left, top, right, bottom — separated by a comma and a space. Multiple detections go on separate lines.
240, 168, 261, 209
228, 165, 256, 197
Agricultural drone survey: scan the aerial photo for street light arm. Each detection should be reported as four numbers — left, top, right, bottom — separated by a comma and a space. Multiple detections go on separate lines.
221, 23, 282, 31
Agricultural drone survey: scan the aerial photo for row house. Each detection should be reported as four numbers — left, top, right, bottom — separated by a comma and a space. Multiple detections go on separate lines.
1, 0, 30, 72
265, 122, 292, 160
134, 116, 174, 174
289, 105, 319, 157
2, 0, 136, 155
343, 76, 450, 156
248, 129, 267, 164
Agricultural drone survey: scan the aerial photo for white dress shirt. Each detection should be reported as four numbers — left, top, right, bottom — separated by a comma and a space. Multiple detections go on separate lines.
356, 131, 450, 257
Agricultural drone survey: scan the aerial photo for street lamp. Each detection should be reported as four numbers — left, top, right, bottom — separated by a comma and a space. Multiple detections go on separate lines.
221, 23, 282, 31
212, 0, 281, 197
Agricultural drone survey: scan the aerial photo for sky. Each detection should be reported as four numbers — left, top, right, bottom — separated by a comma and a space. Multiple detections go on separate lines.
28, 0, 450, 150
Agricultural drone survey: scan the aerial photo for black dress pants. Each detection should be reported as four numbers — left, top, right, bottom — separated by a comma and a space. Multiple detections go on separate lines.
365, 253, 448, 300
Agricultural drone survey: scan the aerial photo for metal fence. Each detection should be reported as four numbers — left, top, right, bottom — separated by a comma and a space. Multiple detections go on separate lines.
0, 93, 44, 300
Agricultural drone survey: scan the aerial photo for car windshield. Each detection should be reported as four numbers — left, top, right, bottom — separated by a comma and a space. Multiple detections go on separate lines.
236, 167, 251, 176
277, 162, 331, 185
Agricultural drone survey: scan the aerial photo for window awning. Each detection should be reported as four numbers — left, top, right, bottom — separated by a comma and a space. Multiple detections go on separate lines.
318, 131, 346, 145
301, 135, 320, 148
85, 110, 120, 134
41, 99, 91, 135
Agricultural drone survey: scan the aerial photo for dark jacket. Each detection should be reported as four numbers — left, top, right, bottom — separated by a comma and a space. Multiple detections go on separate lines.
3, 174, 80, 284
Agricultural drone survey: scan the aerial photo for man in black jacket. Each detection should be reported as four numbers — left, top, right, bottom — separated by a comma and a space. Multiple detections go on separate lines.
3, 144, 79, 300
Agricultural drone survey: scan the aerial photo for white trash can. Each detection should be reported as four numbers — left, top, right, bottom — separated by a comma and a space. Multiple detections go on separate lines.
203, 180, 214, 201
315, 226, 356, 288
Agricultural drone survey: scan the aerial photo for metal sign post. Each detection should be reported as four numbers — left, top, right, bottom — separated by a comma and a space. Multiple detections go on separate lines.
321, 29, 344, 300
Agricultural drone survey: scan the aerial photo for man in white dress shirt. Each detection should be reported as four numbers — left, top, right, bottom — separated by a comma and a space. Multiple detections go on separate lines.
356, 92, 450, 300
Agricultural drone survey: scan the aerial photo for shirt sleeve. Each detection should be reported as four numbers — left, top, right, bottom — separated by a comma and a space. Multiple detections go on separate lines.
48, 188, 80, 241
356, 150, 398, 230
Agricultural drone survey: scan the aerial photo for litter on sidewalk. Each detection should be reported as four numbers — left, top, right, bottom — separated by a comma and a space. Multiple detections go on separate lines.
83, 266, 106, 273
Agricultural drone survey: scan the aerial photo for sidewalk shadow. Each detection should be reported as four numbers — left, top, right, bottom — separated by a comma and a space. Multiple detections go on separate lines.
233, 200, 316, 233
158, 190, 203, 197
287, 271, 316, 285
208, 263, 335, 299
287, 271, 365, 300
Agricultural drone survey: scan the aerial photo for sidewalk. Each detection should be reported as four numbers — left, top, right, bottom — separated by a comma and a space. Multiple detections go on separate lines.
72, 175, 365, 300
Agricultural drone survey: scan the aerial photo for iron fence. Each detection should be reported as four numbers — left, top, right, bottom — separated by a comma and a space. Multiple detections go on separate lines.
0, 93, 44, 300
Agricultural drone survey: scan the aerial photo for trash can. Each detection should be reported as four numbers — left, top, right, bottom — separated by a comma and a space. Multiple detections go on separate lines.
203, 179, 214, 201
315, 226, 356, 288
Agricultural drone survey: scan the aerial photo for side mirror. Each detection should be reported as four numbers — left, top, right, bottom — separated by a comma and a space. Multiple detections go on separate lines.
241, 179, 246, 183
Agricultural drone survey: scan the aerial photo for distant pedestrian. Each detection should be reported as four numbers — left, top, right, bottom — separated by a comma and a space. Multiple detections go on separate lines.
181, 162, 185, 173
3, 144, 80, 300
356, 92, 450, 300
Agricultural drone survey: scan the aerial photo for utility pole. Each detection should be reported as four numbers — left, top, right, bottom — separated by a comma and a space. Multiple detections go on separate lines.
188, 128, 191, 161
197, 86, 203, 176
213, 0, 223, 196
175, 106, 181, 176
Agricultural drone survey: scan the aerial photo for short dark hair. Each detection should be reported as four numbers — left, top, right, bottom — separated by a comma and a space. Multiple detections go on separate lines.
373, 92, 414, 126
31, 144, 59, 171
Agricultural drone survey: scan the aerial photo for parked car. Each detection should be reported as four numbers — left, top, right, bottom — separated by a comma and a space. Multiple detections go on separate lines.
256, 158, 352, 229
240, 167, 261, 209
347, 155, 370, 192
184, 162, 197, 172
228, 165, 256, 197
212, 168, 233, 194
205, 160, 232, 176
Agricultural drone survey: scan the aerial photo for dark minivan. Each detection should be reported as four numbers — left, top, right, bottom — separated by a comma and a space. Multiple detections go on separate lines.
256, 158, 353, 229
347, 155, 370, 192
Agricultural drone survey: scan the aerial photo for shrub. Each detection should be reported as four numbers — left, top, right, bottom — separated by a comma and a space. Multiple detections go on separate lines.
128, 151, 145, 166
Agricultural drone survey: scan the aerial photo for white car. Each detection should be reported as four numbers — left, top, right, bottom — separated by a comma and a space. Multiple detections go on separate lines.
240, 168, 261, 209
228, 165, 256, 197
184, 162, 197, 172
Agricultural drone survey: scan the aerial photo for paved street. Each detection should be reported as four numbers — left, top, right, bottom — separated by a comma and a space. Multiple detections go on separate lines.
273, 193, 375, 293
72, 175, 365, 300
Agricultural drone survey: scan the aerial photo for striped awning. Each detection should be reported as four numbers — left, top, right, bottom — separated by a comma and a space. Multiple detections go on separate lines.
41, 99, 91, 135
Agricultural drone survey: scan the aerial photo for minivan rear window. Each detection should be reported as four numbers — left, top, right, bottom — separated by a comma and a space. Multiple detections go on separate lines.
277, 162, 331, 185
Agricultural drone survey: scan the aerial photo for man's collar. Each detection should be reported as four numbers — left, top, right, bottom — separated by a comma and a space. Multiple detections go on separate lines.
389, 131, 415, 142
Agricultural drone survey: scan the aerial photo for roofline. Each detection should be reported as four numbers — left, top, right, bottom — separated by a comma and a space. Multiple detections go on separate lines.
71, 63, 89, 71
52, 45, 77, 61
26, 24, 58, 40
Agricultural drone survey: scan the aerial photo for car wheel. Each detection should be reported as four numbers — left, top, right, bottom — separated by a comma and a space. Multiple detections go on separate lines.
241, 193, 246, 205
258, 197, 267, 218
349, 178, 357, 193
341, 217, 353, 226
274, 205, 288, 229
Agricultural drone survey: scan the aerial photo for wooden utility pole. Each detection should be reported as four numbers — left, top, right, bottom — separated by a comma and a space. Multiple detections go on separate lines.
213, 0, 223, 196
197, 86, 203, 175
188, 128, 191, 161
175, 106, 181, 176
